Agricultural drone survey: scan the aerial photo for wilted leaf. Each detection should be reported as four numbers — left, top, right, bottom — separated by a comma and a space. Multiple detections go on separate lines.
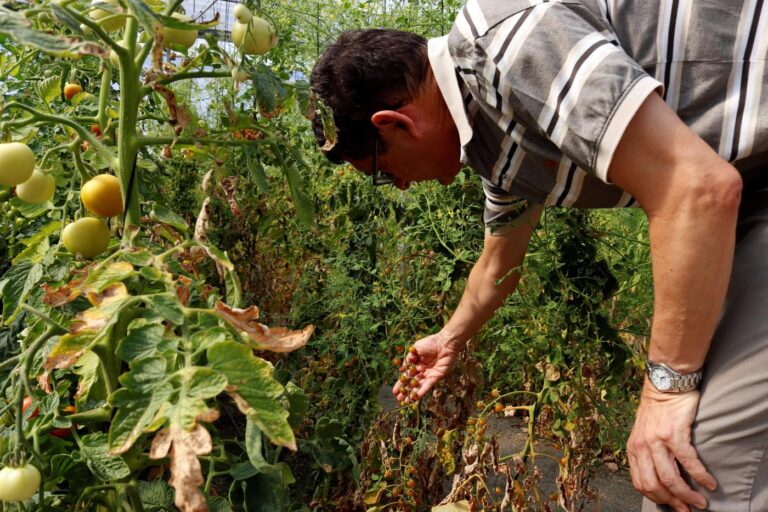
149, 424, 212, 512
45, 331, 98, 370
433, 501, 471, 512
214, 302, 313, 353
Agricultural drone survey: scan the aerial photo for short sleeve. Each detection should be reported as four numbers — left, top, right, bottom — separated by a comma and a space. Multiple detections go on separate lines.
482, 179, 535, 234
453, 1, 662, 183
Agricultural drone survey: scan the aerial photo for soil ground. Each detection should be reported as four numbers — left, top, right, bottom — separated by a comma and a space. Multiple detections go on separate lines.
377, 385, 642, 511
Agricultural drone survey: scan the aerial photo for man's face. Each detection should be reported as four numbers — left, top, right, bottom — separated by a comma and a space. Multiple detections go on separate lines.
347, 125, 462, 190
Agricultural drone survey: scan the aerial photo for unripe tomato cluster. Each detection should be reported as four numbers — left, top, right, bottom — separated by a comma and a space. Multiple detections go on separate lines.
231, 5, 276, 55
0, 142, 120, 259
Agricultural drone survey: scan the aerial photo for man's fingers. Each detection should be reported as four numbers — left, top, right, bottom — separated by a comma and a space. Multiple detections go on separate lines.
672, 443, 717, 492
632, 449, 691, 512
651, 445, 707, 510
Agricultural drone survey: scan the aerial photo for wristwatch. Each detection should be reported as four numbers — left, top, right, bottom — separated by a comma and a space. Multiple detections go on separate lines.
646, 358, 703, 393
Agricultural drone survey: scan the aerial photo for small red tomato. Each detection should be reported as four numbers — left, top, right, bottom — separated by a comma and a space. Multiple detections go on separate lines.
22, 396, 39, 419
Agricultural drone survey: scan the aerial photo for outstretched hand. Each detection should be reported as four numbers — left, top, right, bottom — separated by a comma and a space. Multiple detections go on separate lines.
628, 383, 717, 512
392, 332, 462, 403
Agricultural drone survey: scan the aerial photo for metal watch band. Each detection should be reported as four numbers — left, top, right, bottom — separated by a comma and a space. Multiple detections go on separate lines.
646, 359, 703, 393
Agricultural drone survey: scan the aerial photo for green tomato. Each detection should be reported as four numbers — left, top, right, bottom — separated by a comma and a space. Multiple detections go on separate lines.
62, 217, 110, 258
233, 3, 252, 24
0, 142, 35, 187
16, 169, 55, 204
231, 16, 276, 55
0, 464, 41, 502
163, 12, 198, 49
88, 0, 125, 32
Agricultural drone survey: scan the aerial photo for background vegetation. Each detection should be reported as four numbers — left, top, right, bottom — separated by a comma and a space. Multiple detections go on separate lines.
0, 0, 653, 510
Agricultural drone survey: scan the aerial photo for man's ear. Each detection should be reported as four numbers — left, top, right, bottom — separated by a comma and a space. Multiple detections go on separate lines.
371, 110, 419, 139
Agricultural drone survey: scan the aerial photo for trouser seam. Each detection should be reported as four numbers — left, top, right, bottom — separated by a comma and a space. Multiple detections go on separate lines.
747, 439, 768, 511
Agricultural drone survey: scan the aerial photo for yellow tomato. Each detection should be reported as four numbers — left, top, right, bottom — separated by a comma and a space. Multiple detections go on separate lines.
0, 142, 35, 187
80, 174, 123, 217
163, 12, 198, 49
62, 217, 110, 258
16, 169, 55, 204
231, 16, 276, 55
63, 83, 82, 100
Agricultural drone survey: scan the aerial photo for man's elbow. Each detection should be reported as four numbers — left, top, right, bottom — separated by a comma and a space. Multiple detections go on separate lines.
693, 164, 743, 215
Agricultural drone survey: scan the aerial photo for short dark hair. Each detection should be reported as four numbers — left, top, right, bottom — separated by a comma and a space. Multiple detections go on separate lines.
310, 29, 429, 163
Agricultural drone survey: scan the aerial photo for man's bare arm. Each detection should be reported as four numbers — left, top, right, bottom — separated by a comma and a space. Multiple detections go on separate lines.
607, 91, 742, 511
394, 205, 542, 402
440, 205, 543, 350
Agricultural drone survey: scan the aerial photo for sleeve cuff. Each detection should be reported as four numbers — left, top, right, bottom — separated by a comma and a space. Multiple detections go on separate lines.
594, 76, 664, 184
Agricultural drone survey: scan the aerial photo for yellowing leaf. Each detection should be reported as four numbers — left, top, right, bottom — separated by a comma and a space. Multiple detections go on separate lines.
214, 301, 314, 353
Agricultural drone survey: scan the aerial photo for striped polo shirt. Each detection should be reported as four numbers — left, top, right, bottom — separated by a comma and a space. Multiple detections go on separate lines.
427, 0, 768, 230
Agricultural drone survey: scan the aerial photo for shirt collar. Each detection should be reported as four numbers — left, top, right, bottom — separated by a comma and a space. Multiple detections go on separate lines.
427, 36, 474, 152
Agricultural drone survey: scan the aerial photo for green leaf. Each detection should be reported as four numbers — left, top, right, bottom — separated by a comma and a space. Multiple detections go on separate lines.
120, 0, 161, 36
283, 164, 314, 227
201, 242, 234, 271
285, 381, 309, 429
109, 383, 174, 455
36, 75, 61, 104
0, 260, 43, 325
121, 249, 155, 267
189, 326, 228, 353
169, 367, 227, 430
138, 480, 174, 510
83, 261, 135, 293
80, 432, 131, 481
143, 293, 185, 325
224, 267, 242, 308
119, 356, 169, 391
206, 496, 233, 512
244, 420, 278, 475
207, 341, 296, 451
116, 318, 174, 361
0, 14, 107, 58
244, 147, 269, 193
72, 351, 101, 403
149, 202, 189, 232
11, 219, 61, 265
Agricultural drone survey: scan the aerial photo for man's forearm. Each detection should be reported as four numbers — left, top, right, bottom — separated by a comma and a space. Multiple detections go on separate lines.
646, 180, 741, 372
607, 92, 743, 373
439, 254, 523, 350
439, 206, 542, 351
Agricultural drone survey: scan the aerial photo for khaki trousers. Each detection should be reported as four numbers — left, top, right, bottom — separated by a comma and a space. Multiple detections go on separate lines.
642, 187, 768, 511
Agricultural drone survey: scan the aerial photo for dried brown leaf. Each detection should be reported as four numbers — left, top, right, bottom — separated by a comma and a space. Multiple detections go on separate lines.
150, 425, 212, 512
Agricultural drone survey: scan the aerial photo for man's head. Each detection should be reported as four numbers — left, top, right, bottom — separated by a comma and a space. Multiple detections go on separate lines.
311, 29, 462, 189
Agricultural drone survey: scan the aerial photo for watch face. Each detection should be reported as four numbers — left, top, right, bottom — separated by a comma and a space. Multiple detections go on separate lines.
650, 367, 672, 391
